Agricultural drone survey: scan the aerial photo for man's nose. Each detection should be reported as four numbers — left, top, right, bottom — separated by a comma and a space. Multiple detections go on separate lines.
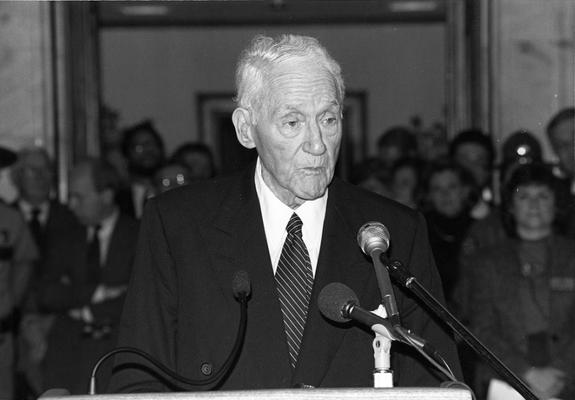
303, 121, 327, 155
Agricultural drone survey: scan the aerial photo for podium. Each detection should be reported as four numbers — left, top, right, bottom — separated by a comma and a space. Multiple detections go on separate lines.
43, 387, 472, 400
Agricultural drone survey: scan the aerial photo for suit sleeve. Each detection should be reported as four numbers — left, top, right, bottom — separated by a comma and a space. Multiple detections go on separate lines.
393, 212, 463, 386
108, 199, 179, 393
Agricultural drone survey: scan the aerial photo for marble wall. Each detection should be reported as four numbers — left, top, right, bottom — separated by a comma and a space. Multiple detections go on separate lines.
0, 2, 53, 200
491, 0, 575, 160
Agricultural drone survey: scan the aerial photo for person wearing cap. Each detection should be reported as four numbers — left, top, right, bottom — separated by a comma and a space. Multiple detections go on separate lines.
0, 146, 38, 399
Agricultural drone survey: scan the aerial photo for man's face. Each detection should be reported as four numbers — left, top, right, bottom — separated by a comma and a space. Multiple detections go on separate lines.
549, 117, 575, 174
237, 58, 342, 208
428, 170, 468, 218
127, 130, 163, 176
68, 167, 104, 226
14, 152, 52, 204
511, 184, 555, 237
453, 143, 491, 188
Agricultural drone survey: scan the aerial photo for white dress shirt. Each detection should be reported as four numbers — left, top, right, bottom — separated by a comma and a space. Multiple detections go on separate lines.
88, 208, 119, 267
18, 200, 50, 226
254, 158, 327, 277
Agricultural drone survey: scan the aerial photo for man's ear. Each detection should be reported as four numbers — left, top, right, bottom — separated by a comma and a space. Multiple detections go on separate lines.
232, 108, 256, 149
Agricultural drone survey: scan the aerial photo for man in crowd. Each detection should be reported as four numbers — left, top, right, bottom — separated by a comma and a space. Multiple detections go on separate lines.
116, 120, 166, 219
38, 159, 139, 394
0, 146, 38, 399
111, 34, 460, 392
10, 146, 80, 397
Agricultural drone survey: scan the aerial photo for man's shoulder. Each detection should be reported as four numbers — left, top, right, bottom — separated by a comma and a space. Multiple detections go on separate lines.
330, 178, 420, 223
151, 170, 247, 216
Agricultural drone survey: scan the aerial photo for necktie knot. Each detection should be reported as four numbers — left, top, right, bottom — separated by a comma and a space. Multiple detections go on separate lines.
286, 213, 303, 238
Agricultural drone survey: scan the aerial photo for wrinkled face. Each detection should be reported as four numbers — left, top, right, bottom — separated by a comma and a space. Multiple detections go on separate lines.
511, 184, 555, 238
454, 143, 491, 188
428, 170, 468, 217
548, 118, 575, 174
68, 168, 105, 226
14, 152, 53, 203
235, 58, 342, 208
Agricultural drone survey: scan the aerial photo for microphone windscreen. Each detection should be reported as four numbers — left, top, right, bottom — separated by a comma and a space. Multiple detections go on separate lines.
356, 222, 390, 255
232, 270, 251, 299
317, 282, 359, 323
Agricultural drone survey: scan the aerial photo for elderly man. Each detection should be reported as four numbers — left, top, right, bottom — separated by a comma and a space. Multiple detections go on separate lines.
111, 34, 460, 393
10, 147, 80, 397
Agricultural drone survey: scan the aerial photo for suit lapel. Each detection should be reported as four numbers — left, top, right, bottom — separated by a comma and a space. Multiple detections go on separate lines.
293, 181, 377, 386
207, 166, 293, 387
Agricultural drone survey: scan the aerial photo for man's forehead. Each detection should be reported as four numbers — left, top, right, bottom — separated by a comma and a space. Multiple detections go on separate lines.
265, 67, 339, 112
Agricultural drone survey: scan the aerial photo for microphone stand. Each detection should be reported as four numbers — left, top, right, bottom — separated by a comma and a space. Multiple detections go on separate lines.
384, 258, 539, 400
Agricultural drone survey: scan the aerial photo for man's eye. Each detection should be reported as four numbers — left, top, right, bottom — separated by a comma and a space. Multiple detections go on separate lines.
285, 120, 300, 128
322, 116, 338, 126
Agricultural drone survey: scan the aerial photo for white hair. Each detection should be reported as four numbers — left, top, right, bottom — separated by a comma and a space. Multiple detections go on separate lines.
234, 34, 345, 116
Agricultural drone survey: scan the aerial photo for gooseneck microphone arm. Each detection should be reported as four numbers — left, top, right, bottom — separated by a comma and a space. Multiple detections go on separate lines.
89, 271, 251, 395
357, 222, 400, 326
384, 258, 538, 400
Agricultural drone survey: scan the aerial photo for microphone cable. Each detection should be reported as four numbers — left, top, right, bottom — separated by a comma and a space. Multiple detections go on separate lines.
89, 271, 250, 394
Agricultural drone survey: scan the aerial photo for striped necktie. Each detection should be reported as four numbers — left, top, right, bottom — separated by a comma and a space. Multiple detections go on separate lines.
275, 212, 314, 368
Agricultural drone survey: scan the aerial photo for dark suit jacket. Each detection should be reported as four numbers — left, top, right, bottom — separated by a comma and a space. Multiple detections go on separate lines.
39, 212, 139, 394
12, 199, 80, 260
470, 236, 575, 398
110, 166, 461, 393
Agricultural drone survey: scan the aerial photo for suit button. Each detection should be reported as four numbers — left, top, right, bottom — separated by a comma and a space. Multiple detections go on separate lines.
201, 362, 213, 376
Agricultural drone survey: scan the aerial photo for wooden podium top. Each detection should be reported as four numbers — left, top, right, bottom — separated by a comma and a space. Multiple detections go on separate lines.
44, 387, 472, 400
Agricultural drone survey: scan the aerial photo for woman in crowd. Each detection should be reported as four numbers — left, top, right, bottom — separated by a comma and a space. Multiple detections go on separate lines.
469, 163, 575, 399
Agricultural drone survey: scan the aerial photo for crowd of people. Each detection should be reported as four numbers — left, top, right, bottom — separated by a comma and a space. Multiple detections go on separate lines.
0, 124, 216, 398
353, 108, 575, 399
0, 33, 573, 400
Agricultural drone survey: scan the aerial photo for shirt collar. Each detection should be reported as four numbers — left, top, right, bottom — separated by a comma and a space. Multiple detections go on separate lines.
254, 158, 327, 273
18, 199, 50, 223
93, 207, 119, 239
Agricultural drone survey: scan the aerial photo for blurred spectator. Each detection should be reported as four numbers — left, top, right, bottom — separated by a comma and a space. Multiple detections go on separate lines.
99, 105, 129, 183
388, 157, 421, 209
170, 142, 216, 180
417, 123, 449, 163
349, 157, 390, 197
449, 129, 495, 219
0, 146, 37, 399
469, 163, 575, 399
38, 159, 139, 394
116, 120, 166, 219
153, 162, 192, 195
422, 160, 473, 305
546, 107, 575, 183
499, 130, 543, 186
376, 126, 418, 181
10, 147, 80, 397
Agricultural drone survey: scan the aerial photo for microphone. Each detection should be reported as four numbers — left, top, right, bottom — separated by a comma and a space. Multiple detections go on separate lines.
318, 282, 449, 378
232, 269, 251, 301
89, 270, 251, 394
317, 282, 399, 341
356, 222, 400, 325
